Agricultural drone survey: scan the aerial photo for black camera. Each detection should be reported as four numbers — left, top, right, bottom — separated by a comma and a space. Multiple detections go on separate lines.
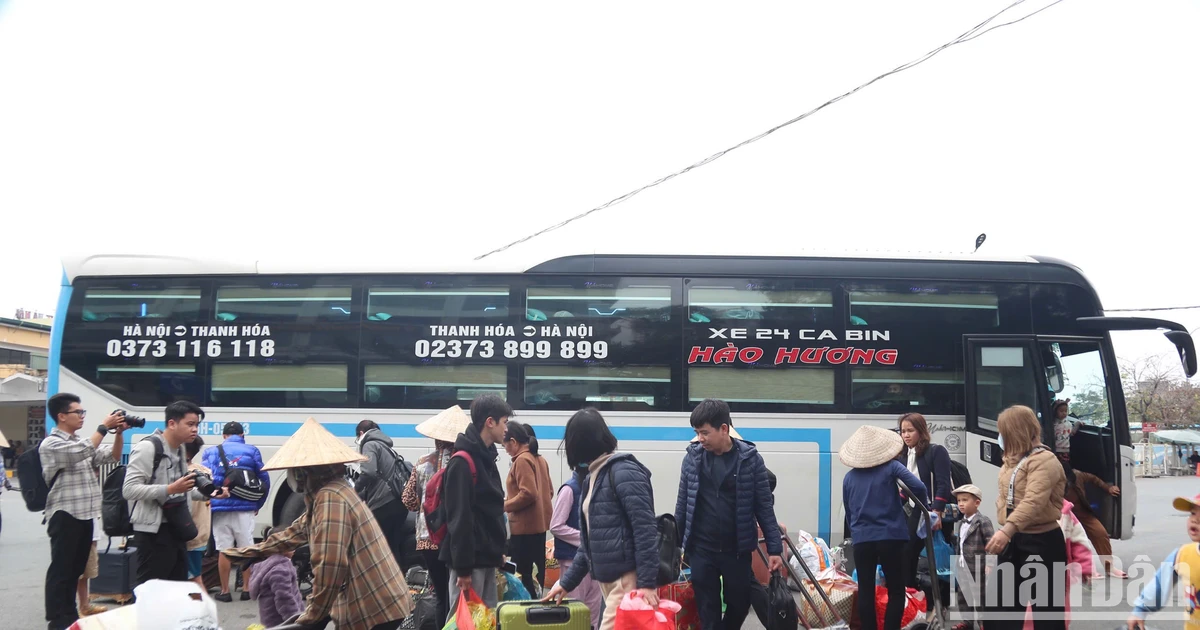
192, 470, 218, 498
112, 409, 147, 429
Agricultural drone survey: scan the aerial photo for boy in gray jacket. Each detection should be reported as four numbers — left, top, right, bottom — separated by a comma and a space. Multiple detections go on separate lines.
123, 401, 227, 585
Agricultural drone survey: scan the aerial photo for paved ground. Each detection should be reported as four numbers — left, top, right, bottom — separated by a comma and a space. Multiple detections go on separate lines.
2, 476, 1197, 630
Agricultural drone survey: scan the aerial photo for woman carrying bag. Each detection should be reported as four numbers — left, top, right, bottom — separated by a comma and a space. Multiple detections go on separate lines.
985, 405, 1067, 630
897, 412, 952, 589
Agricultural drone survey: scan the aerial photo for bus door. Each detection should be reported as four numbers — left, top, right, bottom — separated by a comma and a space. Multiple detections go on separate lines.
964, 336, 1128, 538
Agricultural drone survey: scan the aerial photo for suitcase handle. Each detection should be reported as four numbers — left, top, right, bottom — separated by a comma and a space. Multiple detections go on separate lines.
525, 606, 572, 625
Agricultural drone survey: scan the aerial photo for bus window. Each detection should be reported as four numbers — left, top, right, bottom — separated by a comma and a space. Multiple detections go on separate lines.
80, 286, 202, 321
215, 285, 353, 322
1031, 284, 1102, 335
686, 282, 832, 324
849, 285, 1000, 329
95, 363, 202, 407
524, 365, 670, 410
689, 367, 834, 408
851, 369, 962, 414
210, 363, 349, 407
1043, 341, 1112, 428
526, 283, 673, 321
972, 345, 1041, 431
363, 364, 507, 408
367, 285, 509, 320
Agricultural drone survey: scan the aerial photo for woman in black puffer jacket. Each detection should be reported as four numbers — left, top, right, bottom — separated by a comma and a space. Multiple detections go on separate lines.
544, 408, 660, 630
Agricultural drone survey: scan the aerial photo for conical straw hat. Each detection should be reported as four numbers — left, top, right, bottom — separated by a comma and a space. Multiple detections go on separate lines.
838, 425, 903, 469
416, 406, 472, 443
0, 427, 8, 449
262, 418, 368, 471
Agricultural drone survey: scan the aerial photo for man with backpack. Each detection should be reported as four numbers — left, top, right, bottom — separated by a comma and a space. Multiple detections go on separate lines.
355, 420, 412, 571
201, 421, 269, 602
37, 393, 128, 630
438, 393, 510, 612
124, 401, 228, 587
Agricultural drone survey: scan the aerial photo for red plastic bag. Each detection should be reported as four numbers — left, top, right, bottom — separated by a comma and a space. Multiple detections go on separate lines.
615, 591, 681, 630
874, 586, 926, 629
657, 582, 698, 630
443, 587, 495, 630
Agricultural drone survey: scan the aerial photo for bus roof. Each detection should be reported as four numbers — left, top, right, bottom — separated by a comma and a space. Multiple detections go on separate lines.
62, 251, 1088, 285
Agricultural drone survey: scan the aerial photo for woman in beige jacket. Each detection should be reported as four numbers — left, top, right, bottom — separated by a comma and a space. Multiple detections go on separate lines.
504, 422, 554, 596
985, 405, 1067, 630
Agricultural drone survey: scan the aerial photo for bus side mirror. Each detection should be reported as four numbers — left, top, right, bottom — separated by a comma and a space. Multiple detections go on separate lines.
1046, 355, 1065, 393
1164, 330, 1198, 378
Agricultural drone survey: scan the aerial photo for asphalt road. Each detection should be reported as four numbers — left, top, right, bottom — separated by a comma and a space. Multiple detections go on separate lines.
2, 476, 1196, 630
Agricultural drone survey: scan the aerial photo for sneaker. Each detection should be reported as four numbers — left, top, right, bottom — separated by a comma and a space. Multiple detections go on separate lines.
214, 592, 233, 603
241, 591, 252, 601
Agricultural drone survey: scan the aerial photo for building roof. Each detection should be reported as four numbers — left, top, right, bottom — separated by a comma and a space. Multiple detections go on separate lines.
0, 317, 52, 333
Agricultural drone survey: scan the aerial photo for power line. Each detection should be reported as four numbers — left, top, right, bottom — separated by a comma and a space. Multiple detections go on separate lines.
475, 0, 1066, 260
1106, 305, 1200, 313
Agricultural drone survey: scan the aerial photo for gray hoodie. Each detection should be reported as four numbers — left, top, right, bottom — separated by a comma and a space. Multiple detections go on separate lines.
122, 430, 206, 534
356, 428, 400, 511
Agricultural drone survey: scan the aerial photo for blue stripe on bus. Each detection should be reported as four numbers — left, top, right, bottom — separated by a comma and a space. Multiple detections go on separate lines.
46, 270, 73, 429
124, 424, 833, 541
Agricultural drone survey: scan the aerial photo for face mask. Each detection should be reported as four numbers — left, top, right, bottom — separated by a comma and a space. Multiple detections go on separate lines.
287, 469, 307, 494
997, 434, 1005, 451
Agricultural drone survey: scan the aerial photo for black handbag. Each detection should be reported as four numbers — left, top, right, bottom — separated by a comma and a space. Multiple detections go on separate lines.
162, 496, 198, 541
218, 445, 266, 503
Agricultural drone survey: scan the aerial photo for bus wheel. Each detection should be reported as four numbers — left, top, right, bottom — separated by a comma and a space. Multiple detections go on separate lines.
280, 492, 305, 528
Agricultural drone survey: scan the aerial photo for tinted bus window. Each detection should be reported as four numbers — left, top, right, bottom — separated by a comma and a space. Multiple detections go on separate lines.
210, 363, 349, 407
215, 284, 353, 322
850, 368, 962, 415
687, 284, 833, 324
1031, 284, 1102, 335
689, 367, 835, 407
524, 365, 671, 410
526, 283, 672, 321
367, 285, 509, 321
95, 363, 202, 407
849, 286, 999, 329
363, 364, 507, 408
80, 286, 202, 321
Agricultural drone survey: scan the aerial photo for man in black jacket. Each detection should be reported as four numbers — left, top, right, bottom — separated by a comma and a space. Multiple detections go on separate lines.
440, 393, 510, 612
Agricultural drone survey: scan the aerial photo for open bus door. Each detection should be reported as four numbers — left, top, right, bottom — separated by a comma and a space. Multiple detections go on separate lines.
963, 336, 1130, 538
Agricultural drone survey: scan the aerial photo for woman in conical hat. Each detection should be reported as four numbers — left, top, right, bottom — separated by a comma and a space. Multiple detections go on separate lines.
224, 418, 413, 630
400, 405, 471, 624
839, 425, 931, 630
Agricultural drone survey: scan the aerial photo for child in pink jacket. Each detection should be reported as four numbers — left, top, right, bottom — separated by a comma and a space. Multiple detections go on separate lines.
1023, 497, 1096, 630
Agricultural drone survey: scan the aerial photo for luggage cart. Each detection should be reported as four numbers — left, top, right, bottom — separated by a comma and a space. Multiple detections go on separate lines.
897, 479, 946, 630
758, 535, 848, 630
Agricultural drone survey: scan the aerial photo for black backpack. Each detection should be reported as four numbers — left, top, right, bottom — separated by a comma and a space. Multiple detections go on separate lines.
18, 435, 64, 512
606, 464, 682, 587
103, 435, 167, 537
949, 459, 972, 489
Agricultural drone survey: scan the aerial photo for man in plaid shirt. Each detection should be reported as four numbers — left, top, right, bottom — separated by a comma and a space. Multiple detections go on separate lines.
41, 393, 129, 630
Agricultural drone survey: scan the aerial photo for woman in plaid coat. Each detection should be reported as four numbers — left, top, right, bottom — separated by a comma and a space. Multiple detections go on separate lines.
226, 418, 413, 630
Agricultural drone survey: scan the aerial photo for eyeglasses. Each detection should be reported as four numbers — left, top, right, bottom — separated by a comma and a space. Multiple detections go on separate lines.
65, 409, 88, 418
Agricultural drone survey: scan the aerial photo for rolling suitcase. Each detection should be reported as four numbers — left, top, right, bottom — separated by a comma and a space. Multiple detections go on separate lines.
91, 539, 138, 604
497, 600, 591, 630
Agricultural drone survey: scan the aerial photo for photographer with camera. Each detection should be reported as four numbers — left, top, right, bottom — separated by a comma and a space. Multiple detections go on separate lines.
40, 393, 128, 630
123, 401, 229, 586
202, 421, 270, 602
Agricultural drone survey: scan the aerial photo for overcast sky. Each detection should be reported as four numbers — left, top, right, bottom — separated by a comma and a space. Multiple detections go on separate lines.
0, 0, 1196, 376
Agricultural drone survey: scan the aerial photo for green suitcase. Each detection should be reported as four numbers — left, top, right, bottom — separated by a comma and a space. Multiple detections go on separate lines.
496, 600, 592, 630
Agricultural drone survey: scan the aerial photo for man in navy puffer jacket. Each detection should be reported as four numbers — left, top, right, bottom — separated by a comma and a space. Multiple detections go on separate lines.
202, 422, 269, 602
676, 399, 783, 630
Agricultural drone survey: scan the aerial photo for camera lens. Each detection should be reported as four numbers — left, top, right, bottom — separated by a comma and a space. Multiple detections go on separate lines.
193, 471, 217, 497
113, 410, 147, 429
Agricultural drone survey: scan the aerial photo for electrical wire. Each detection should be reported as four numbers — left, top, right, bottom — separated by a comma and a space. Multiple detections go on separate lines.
476, 0, 1067, 261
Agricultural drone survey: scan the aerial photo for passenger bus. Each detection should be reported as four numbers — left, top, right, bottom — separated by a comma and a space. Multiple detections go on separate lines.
49, 253, 1196, 549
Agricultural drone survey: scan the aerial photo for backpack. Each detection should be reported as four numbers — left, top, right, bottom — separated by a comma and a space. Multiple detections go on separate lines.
422, 450, 476, 547
217, 444, 265, 503
606, 463, 682, 587
949, 459, 972, 489
380, 445, 414, 500
103, 435, 168, 537
18, 435, 64, 512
